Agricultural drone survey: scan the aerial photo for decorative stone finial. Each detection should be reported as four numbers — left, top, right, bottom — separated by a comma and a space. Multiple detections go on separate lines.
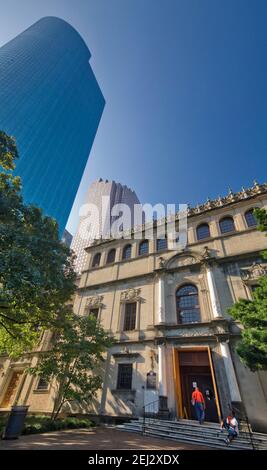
202, 246, 211, 259
253, 180, 260, 191
217, 195, 223, 206
241, 186, 248, 198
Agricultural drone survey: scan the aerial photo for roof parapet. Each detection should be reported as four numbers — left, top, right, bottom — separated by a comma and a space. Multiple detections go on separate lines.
86, 180, 267, 248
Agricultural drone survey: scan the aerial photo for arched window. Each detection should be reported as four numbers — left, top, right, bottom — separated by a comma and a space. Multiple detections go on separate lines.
122, 244, 132, 260
245, 209, 257, 227
157, 238, 167, 251
106, 248, 116, 264
219, 216, 235, 234
139, 240, 149, 256
92, 252, 101, 267
196, 223, 210, 240
176, 284, 200, 324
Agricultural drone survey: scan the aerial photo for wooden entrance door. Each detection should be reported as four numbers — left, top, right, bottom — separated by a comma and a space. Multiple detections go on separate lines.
178, 350, 219, 423
0, 371, 23, 408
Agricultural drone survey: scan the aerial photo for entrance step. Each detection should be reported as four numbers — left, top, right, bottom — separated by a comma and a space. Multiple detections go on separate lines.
116, 418, 267, 450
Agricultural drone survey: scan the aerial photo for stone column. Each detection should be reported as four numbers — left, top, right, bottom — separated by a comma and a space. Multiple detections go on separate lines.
220, 342, 242, 403
136, 299, 141, 331
157, 343, 169, 417
158, 343, 167, 396
205, 263, 222, 318
158, 275, 165, 324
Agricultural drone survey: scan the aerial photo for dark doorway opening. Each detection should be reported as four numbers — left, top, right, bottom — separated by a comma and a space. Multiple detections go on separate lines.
178, 350, 219, 423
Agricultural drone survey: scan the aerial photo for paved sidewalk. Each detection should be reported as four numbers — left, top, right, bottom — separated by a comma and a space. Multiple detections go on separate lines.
0, 427, 211, 450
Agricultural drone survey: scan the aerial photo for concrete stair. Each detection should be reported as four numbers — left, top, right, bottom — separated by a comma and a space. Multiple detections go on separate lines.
116, 418, 267, 450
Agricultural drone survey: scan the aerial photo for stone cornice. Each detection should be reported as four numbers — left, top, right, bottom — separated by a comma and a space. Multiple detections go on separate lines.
78, 250, 265, 292
82, 219, 263, 264
154, 318, 230, 340
215, 250, 264, 266
78, 272, 155, 292
112, 352, 140, 358
82, 227, 267, 274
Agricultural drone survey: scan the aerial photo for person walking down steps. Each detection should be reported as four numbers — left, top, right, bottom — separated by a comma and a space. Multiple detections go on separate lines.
191, 387, 205, 424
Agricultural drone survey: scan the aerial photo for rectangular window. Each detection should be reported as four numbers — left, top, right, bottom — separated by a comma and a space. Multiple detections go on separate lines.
157, 238, 167, 251
88, 308, 99, 319
36, 377, 49, 391
123, 302, 136, 331
117, 364, 133, 390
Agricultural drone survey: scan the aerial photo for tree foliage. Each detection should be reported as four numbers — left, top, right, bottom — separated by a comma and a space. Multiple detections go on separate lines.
254, 207, 267, 239
228, 208, 267, 371
0, 131, 76, 356
29, 314, 113, 420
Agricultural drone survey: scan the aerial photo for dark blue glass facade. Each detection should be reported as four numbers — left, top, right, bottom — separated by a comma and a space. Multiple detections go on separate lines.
0, 17, 105, 235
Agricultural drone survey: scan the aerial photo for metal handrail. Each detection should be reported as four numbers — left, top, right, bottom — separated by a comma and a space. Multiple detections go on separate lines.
143, 398, 160, 411
142, 398, 161, 434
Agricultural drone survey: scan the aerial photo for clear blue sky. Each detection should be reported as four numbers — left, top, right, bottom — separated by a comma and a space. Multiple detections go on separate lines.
1, 0, 267, 235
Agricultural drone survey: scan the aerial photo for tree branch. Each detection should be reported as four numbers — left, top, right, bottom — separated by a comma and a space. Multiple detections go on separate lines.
0, 320, 18, 338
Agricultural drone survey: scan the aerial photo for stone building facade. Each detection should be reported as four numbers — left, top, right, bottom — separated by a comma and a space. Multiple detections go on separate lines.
1, 182, 267, 432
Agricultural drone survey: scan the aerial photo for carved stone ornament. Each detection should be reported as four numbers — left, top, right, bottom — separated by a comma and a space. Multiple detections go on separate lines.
201, 246, 211, 260
166, 251, 202, 270
162, 323, 227, 339
164, 326, 211, 338
149, 349, 157, 370
213, 323, 228, 335
241, 262, 267, 282
85, 295, 104, 308
175, 255, 197, 267
120, 288, 141, 302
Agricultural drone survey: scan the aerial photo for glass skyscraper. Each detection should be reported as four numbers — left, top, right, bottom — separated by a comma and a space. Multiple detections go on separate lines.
0, 17, 105, 235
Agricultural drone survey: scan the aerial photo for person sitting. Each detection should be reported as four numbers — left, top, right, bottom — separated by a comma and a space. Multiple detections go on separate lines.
220, 410, 239, 445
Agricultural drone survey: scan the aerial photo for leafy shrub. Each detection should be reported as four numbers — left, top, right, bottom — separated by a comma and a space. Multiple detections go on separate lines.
23, 415, 93, 435
0, 413, 93, 436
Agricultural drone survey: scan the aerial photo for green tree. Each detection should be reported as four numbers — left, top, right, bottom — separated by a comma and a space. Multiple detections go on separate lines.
254, 207, 267, 237
0, 130, 76, 356
29, 314, 113, 420
228, 208, 267, 371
